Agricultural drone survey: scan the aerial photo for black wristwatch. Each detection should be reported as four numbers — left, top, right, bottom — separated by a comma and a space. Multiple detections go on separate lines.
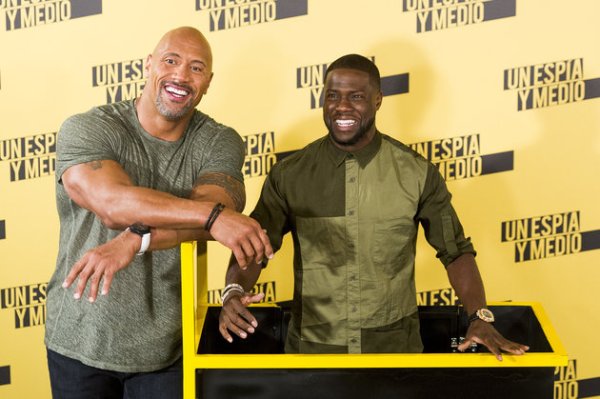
128, 223, 151, 255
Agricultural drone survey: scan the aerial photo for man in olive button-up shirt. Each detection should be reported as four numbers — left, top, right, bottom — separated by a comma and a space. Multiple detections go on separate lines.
219, 54, 529, 360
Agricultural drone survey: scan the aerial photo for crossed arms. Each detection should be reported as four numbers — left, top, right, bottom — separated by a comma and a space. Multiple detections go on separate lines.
60, 159, 273, 301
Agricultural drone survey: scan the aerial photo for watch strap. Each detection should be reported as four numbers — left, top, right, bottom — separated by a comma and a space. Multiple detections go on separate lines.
468, 308, 495, 323
128, 224, 151, 255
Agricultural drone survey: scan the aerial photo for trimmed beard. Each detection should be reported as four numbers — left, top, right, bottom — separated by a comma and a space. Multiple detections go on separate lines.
155, 84, 196, 121
327, 116, 375, 147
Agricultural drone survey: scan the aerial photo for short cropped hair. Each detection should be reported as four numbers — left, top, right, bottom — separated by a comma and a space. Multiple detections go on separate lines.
324, 54, 381, 91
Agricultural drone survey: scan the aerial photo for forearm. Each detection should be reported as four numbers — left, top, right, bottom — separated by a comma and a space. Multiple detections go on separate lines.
225, 257, 263, 292
446, 253, 487, 315
143, 183, 241, 250
62, 163, 215, 229
63, 161, 242, 231
146, 228, 213, 251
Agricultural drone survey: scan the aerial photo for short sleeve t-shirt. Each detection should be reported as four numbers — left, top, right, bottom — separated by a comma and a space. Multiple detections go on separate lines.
45, 100, 244, 372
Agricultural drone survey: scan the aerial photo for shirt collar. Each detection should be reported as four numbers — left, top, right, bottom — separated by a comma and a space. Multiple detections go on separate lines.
325, 131, 382, 168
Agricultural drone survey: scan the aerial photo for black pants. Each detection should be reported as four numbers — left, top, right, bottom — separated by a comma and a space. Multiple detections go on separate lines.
47, 349, 182, 399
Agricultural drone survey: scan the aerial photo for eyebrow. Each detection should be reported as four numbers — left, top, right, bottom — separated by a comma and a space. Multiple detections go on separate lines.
162, 52, 207, 66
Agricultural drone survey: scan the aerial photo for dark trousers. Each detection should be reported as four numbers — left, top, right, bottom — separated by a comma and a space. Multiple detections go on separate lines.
47, 349, 182, 399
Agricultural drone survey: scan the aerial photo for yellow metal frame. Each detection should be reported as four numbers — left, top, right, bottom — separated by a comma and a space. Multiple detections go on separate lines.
181, 241, 568, 399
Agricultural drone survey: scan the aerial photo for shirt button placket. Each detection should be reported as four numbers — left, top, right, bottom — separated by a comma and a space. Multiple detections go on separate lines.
345, 156, 361, 353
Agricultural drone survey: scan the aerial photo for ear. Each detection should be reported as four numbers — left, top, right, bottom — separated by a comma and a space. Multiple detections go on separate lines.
144, 54, 152, 76
204, 72, 214, 94
375, 90, 383, 110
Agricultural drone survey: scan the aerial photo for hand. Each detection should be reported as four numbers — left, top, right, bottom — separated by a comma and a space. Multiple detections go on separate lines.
62, 230, 139, 302
458, 320, 530, 361
218, 291, 265, 343
209, 208, 274, 269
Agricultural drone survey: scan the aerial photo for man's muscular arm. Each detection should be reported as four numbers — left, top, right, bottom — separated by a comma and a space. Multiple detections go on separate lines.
148, 172, 247, 250
63, 160, 217, 230
61, 161, 272, 301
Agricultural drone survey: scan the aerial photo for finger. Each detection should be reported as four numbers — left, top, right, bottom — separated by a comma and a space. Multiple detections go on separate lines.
259, 228, 274, 260
483, 340, 503, 361
501, 341, 529, 355
457, 338, 473, 352
87, 270, 103, 303
63, 257, 86, 289
240, 292, 265, 307
231, 247, 249, 270
226, 299, 257, 331
218, 323, 234, 343
224, 301, 257, 333
223, 313, 250, 339
247, 233, 265, 264
239, 239, 256, 266
74, 265, 93, 300
235, 306, 259, 331
221, 295, 254, 332
101, 272, 115, 296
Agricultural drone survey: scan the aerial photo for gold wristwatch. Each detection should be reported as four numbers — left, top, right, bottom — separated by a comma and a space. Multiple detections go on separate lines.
468, 308, 495, 323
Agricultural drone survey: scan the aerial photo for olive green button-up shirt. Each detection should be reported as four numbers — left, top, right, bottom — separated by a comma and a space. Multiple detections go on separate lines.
251, 132, 475, 353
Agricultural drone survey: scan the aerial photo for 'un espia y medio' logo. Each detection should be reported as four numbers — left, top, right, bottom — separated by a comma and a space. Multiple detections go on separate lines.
1, 0, 102, 31
243, 131, 276, 179
296, 58, 410, 110
195, 0, 307, 32
504, 58, 600, 111
401, 0, 516, 33
92, 58, 145, 104
0, 132, 56, 182
417, 287, 458, 306
207, 281, 276, 304
242, 131, 296, 179
409, 134, 514, 181
0, 283, 47, 329
501, 211, 600, 262
554, 359, 579, 399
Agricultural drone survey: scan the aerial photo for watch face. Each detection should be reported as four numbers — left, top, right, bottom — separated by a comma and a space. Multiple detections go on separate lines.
130, 223, 150, 235
477, 308, 495, 323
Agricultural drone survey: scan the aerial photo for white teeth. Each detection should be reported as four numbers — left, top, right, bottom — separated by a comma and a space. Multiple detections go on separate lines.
336, 119, 356, 126
165, 86, 189, 96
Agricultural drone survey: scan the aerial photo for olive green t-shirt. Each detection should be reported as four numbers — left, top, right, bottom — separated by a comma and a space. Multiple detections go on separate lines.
45, 100, 244, 372
251, 132, 475, 353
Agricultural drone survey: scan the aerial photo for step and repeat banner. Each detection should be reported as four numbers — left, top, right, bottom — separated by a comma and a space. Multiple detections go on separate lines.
1, 1, 599, 398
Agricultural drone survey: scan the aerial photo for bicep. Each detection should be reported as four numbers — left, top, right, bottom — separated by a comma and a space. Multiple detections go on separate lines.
191, 172, 246, 211
61, 159, 133, 213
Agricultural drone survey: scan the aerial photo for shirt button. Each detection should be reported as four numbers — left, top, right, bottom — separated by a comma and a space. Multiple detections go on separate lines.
350, 338, 357, 343
349, 177, 356, 183
348, 210, 354, 216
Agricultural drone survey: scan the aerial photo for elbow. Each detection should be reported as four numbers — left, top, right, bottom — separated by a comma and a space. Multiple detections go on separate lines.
96, 210, 123, 230
95, 203, 129, 230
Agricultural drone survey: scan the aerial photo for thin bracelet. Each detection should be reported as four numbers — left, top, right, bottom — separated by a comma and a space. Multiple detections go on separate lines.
205, 203, 225, 232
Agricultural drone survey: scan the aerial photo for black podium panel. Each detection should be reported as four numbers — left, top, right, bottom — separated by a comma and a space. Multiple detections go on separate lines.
198, 367, 553, 399
198, 304, 552, 354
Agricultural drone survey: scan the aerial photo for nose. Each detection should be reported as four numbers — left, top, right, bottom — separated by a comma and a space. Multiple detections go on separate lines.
173, 64, 191, 82
335, 95, 352, 111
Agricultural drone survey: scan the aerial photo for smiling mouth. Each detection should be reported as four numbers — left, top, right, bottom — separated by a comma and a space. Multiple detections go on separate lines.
335, 119, 357, 127
164, 84, 191, 99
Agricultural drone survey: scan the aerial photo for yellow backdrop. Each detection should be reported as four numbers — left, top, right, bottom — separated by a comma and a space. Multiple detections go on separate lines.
1, 1, 598, 398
